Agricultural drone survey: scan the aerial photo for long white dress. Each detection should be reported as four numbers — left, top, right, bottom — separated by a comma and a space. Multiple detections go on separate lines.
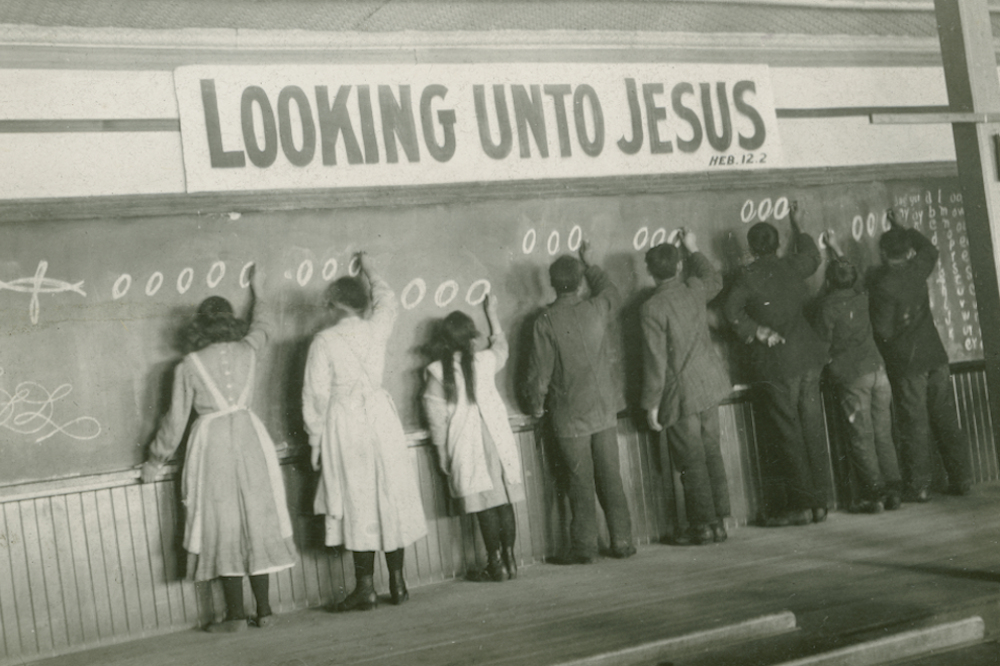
149, 308, 296, 581
302, 276, 427, 551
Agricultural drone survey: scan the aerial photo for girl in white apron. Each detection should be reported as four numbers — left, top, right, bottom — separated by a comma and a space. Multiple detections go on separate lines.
303, 253, 427, 611
141, 267, 295, 632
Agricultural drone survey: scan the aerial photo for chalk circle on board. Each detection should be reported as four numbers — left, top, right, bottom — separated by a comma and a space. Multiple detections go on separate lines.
401, 278, 426, 310
466, 279, 491, 306
866, 212, 877, 237
322, 258, 338, 281
650, 228, 667, 247
547, 230, 560, 255
882, 211, 891, 232
666, 228, 681, 246
522, 228, 537, 255
297, 260, 314, 287
434, 280, 459, 308
177, 268, 194, 294
207, 261, 226, 288
852, 215, 864, 241
633, 226, 649, 250
740, 200, 755, 223
112, 274, 132, 300
145, 272, 163, 296
773, 197, 789, 220
568, 225, 583, 252
349, 256, 361, 276
817, 232, 827, 250
757, 198, 773, 221
239, 262, 254, 288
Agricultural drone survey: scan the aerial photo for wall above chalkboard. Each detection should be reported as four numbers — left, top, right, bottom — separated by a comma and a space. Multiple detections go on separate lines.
0, 173, 979, 485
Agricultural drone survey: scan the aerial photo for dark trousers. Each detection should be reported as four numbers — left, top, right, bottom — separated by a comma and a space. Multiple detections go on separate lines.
835, 367, 901, 501
555, 427, 633, 558
756, 367, 833, 513
889, 363, 969, 492
665, 407, 731, 527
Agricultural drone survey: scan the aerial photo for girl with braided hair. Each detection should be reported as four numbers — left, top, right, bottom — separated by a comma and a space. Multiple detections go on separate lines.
423, 294, 524, 582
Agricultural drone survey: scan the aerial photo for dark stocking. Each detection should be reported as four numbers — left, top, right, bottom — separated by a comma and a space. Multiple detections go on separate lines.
385, 548, 408, 605
384, 548, 405, 573
497, 503, 518, 579
353, 550, 376, 579
220, 576, 246, 621
249, 574, 271, 618
476, 507, 502, 554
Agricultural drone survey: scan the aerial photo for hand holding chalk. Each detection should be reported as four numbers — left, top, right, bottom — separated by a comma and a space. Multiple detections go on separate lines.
578, 239, 593, 266
681, 229, 699, 254
886, 207, 899, 228
789, 200, 805, 229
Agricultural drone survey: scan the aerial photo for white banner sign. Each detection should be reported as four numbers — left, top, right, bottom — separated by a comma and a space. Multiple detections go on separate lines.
173, 63, 783, 193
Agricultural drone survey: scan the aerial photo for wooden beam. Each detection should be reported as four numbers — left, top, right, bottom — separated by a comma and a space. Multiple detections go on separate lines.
871, 112, 1000, 124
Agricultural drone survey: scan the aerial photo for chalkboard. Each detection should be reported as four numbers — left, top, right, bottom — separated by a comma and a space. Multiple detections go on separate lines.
0, 175, 979, 484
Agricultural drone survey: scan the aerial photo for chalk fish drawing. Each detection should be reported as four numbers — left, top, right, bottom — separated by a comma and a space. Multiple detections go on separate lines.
0, 260, 86, 324
0, 368, 101, 443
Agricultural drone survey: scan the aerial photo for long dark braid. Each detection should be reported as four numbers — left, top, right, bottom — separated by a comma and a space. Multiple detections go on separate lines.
435, 311, 479, 404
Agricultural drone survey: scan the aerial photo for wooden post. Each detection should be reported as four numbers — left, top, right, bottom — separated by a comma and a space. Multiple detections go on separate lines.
934, 0, 1000, 444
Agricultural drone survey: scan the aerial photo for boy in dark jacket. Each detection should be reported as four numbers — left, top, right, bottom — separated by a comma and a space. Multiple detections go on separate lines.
869, 210, 970, 501
816, 229, 902, 512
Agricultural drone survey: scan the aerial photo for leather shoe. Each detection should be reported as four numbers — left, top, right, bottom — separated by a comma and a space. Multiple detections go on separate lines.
848, 500, 883, 514
205, 618, 247, 633
674, 524, 714, 545
883, 493, 902, 511
903, 487, 931, 503
335, 576, 378, 612
948, 480, 972, 496
764, 510, 811, 527
711, 522, 728, 543
610, 543, 636, 559
812, 507, 828, 523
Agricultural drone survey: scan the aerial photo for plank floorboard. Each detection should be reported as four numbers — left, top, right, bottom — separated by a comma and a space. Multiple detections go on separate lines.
25, 484, 1000, 666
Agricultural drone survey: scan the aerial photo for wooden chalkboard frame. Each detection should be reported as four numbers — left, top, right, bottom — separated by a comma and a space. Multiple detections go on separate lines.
0, 161, 956, 224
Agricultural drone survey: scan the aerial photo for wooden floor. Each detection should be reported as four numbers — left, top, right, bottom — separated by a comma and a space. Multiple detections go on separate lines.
29, 486, 1000, 666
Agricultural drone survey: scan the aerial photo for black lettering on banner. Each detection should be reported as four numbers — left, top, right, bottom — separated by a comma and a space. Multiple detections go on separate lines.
474, 84, 513, 159
315, 85, 364, 165
277, 86, 316, 167
356, 85, 380, 164
701, 82, 732, 151
617, 78, 644, 155
573, 85, 604, 157
543, 84, 573, 157
671, 82, 703, 153
420, 85, 456, 163
511, 85, 549, 158
241, 86, 278, 168
200, 79, 246, 168
642, 83, 673, 154
733, 81, 766, 150
379, 85, 420, 163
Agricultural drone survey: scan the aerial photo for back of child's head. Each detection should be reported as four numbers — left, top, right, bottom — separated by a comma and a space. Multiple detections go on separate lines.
747, 222, 780, 257
879, 228, 912, 260
549, 255, 585, 294
645, 243, 681, 280
826, 258, 858, 290
183, 296, 247, 352
324, 276, 369, 312
439, 311, 479, 352
432, 310, 479, 403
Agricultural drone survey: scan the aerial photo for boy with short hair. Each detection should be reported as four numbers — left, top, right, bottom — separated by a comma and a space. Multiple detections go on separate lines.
816, 229, 902, 513
641, 230, 732, 545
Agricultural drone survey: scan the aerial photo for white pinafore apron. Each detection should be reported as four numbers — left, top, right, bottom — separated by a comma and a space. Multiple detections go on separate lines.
183, 351, 293, 557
